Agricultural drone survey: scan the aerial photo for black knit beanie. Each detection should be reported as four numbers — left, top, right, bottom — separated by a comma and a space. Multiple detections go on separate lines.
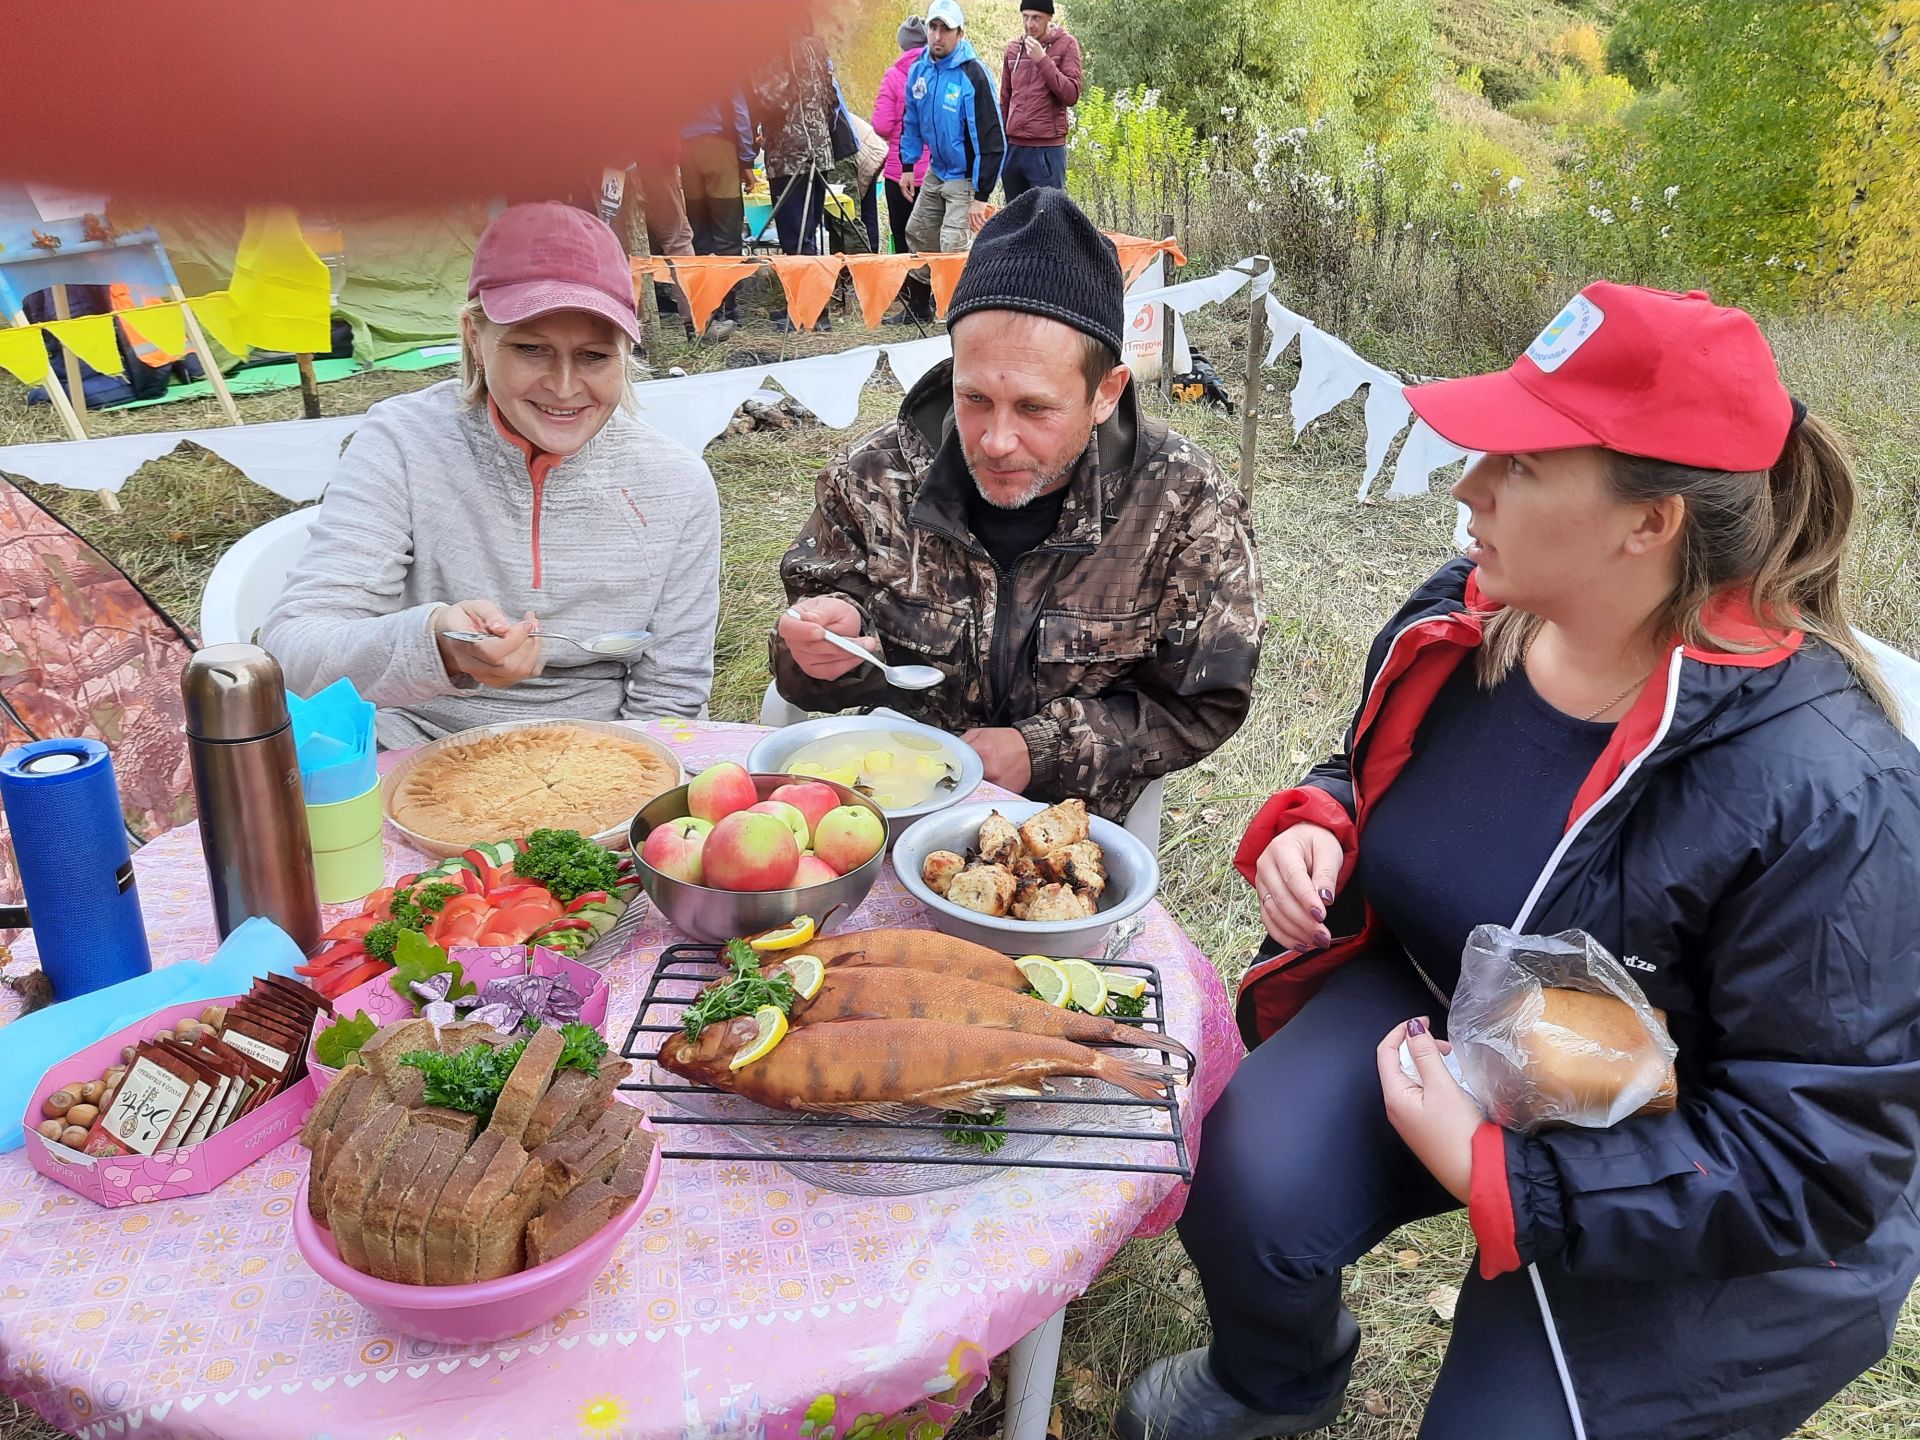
1024, 0, 1056, 13
947, 189, 1124, 356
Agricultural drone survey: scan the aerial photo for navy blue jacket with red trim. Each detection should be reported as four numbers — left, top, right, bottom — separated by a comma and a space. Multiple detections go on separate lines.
1233, 559, 1920, 1440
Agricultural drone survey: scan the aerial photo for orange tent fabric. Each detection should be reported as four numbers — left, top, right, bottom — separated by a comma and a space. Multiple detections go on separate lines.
768, 255, 843, 332
844, 255, 921, 329
924, 254, 970, 319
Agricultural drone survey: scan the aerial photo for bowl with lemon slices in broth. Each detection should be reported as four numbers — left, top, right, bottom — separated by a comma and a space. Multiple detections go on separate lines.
745, 714, 983, 845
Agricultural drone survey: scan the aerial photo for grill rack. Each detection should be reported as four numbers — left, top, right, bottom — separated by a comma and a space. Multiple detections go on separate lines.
619, 942, 1194, 1187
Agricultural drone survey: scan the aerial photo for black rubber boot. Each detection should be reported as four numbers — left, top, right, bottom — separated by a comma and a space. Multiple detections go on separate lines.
1112, 1349, 1344, 1440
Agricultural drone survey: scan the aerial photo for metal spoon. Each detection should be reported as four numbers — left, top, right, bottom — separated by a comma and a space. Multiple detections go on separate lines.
439, 627, 653, 660
783, 608, 944, 690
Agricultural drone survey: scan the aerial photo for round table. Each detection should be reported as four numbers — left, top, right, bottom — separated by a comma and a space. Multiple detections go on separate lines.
0, 718, 1239, 1440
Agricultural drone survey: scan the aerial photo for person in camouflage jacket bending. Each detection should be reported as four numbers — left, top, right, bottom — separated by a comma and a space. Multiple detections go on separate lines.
772, 190, 1264, 820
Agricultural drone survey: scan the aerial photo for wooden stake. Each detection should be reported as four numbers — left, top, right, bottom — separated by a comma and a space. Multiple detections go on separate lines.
1158, 212, 1176, 405
13, 299, 107, 499
168, 286, 243, 426
1239, 259, 1270, 493
49, 286, 88, 419
295, 353, 322, 418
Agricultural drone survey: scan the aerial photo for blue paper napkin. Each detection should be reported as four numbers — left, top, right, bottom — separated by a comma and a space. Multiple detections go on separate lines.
288, 677, 376, 805
0, 916, 306, 1151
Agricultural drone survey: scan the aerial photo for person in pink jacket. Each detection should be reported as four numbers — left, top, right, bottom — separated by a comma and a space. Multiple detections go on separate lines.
873, 16, 935, 322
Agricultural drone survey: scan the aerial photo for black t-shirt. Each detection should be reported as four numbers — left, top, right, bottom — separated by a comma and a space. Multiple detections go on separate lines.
963, 479, 1070, 571
1353, 659, 1615, 998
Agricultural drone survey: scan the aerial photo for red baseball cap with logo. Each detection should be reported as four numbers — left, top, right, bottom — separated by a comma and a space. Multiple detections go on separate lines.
1406, 282, 1793, 472
468, 201, 641, 344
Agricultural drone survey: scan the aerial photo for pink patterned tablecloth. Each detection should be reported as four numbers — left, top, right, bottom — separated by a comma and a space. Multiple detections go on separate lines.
0, 719, 1240, 1440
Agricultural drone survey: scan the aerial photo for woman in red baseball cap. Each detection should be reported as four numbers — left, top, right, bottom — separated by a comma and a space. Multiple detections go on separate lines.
262, 201, 721, 747
1120, 284, 1920, 1440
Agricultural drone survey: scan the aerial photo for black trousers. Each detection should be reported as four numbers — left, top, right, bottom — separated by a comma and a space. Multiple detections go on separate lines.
885, 177, 933, 319
1176, 949, 1579, 1439
1001, 143, 1066, 201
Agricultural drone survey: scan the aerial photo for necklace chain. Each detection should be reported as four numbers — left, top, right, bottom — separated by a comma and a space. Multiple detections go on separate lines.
1525, 633, 1646, 722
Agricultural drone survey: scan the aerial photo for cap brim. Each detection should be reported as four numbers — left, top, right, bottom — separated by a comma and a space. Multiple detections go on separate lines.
1404, 368, 1603, 455
478, 279, 641, 344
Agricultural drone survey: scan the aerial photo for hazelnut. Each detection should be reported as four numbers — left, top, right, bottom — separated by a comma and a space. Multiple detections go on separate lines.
78, 1081, 105, 1106
36, 1119, 64, 1142
59, 1125, 90, 1149
121, 1045, 137, 1065
104, 1066, 126, 1086
64, 1104, 99, 1128
200, 1005, 227, 1028
43, 1088, 79, 1118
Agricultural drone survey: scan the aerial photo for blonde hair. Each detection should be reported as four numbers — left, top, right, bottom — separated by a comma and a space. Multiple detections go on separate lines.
1477, 415, 1895, 718
458, 297, 641, 415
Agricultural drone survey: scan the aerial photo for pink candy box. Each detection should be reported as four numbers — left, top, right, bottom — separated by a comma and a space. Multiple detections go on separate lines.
23, 996, 316, 1208
293, 1106, 659, 1345
309, 945, 609, 1087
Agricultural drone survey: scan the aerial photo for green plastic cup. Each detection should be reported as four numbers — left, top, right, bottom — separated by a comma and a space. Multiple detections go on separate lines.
305, 786, 384, 904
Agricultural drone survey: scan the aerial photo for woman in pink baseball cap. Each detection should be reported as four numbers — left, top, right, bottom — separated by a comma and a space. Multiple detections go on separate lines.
263, 201, 721, 746
1120, 285, 1920, 1440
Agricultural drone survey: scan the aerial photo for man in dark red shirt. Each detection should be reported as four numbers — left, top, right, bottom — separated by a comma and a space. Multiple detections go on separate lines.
999, 2, 1083, 201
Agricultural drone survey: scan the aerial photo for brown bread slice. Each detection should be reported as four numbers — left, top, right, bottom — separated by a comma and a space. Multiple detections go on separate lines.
306, 1072, 376, 1219
521, 1069, 594, 1150
391, 1129, 466, 1286
412, 1105, 481, 1144
449, 1140, 532, 1284
484, 1025, 565, 1146
359, 1125, 442, 1281
607, 1124, 659, 1199
324, 1104, 412, 1271
525, 1180, 622, 1268
535, 1104, 638, 1208
381, 1066, 428, 1108
563, 1059, 633, 1134
299, 1065, 371, 1150
473, 1157, 551, 1280
423, 1132, 505, 1286
360, 1019, 442, 1080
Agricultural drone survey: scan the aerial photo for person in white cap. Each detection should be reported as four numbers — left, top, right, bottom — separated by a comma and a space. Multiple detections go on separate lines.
898, 0, 1006, 255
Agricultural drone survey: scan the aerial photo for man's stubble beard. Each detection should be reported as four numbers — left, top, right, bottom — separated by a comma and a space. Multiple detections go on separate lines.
964, 431, 1093, 510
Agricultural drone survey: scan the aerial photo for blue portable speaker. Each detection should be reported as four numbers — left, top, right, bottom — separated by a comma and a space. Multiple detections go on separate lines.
0, 737, 153, 1000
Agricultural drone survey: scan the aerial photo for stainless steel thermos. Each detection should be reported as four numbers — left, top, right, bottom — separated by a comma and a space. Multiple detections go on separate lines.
182, 645, 322, 951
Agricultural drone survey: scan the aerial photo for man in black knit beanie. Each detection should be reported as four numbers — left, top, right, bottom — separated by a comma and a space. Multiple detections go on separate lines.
771, 188, 1265, 821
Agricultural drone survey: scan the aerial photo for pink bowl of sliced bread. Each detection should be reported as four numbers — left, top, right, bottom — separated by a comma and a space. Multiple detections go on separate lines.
292, 1017, 660, 1345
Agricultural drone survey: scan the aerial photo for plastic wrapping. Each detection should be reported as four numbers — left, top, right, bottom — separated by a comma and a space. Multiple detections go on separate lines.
1451, 925, 1678, 1133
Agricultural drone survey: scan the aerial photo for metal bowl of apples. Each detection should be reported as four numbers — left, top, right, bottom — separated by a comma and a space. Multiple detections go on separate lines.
627, 764, 890, 944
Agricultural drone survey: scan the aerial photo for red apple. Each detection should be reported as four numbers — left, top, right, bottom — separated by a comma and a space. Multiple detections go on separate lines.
701, 811, 800, 891
748, 799, 812, 852
792, 854, 839, 887
640, 815, 713, 885
770, 781, 841, 840
686, 760, 758, 823
811, 804, 885, 876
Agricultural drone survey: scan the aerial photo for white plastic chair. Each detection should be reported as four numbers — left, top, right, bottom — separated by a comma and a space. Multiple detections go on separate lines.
1858, 631, 1920, 744
198, 507, 319, 646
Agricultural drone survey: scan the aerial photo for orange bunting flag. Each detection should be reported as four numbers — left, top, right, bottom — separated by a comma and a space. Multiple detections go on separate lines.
628, 255, 675, 298
1109, 234, 1188, 287
923, 254, 970, 319
844, 254, 921, 329
768, 255, 844, 332
662, 257, 762, 336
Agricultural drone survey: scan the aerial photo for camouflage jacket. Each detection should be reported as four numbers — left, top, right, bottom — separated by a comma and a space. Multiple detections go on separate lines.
750, 35, 839, 178
772, 361, 1265, 820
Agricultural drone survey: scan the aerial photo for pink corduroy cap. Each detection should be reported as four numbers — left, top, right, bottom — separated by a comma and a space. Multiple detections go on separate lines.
467, 201, 640, 343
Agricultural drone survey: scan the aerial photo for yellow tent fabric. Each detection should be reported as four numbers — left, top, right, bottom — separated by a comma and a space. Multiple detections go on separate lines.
45, 316, 124, 377
226, 206, 331, 354
0, 328, 50, 386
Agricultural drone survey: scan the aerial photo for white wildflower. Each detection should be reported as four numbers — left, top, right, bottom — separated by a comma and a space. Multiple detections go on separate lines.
1663, 185, 1680, 203
1659, 224, 1672, 238
1767, 254, 1780, 267
1506, 176, 1524, 194
1141, 88, 1161, 110
1452, 181, 1465, 193
1630, 195, 1643, 212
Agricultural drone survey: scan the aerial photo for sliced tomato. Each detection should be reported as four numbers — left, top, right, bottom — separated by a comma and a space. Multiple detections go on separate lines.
361, 886, 396, 919
436, 912, 488, 947
488, 902, 556, 939
297, 943, 368, 978
461, 849, 497, 894
564, 890, 610, 913
318, 958, 391, 999
485, 882, 539, 903
427, 893, 492, 946
314, 913, 379, 947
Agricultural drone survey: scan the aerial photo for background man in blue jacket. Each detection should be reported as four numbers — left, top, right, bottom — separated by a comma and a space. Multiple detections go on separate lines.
899, 0, 1006, 256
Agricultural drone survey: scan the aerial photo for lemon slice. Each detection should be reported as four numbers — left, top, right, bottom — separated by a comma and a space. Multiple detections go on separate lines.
1053, 958, 1109, 1015
729, 1005, 790, 1069
1102, 971, 1148, 1002
777, 954, 825, 1001
748, 916, 816, 952
1015, 955, 1072, 1008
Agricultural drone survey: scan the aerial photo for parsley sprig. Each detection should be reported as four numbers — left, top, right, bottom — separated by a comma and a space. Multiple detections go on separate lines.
681, 939, 797, 1041
1108, 992, 1147, 1019
943, 1108, 1008, 1154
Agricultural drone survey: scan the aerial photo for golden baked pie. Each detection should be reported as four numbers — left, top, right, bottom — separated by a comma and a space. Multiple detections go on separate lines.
390, 725, 679, 845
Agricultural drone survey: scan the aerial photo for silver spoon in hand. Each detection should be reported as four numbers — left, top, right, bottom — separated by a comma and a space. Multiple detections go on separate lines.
785, 608, 943, 690
439, 627, 653, 660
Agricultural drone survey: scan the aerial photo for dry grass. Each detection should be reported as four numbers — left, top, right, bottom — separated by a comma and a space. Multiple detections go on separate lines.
3, 297, 1916, 1440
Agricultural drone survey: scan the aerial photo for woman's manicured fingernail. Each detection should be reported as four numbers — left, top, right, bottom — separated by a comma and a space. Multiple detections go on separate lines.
1319, 888, 1335, 904
1407, 1017, 1426, 1037
1315, 928, 1332, 948
1310, 907, 1325, 922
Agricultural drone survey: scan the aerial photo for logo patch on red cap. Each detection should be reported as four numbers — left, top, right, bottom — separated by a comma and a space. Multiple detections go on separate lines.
1526, 293, 1604, 373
